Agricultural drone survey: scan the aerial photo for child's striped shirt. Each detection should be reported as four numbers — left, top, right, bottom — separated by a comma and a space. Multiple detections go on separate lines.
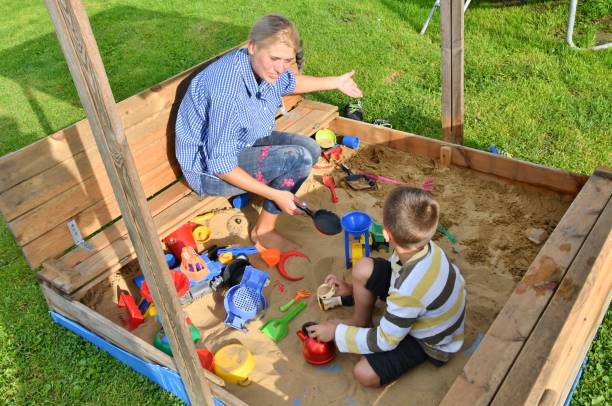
334, 241, 466, 361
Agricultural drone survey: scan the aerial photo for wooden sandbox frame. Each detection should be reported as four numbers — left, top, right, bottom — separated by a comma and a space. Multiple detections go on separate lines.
1, 3, 611, 406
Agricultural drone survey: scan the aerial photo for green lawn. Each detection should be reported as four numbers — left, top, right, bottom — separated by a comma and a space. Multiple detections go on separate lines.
0, 0, 610, 404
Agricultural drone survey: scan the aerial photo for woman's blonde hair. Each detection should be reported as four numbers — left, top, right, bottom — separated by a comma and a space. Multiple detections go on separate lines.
249, 14, 301, 52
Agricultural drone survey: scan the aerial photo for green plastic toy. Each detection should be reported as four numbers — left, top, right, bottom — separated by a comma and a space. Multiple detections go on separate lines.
437, 224, 457, 245
260, 301, 306, 342
153, 323, 201, 356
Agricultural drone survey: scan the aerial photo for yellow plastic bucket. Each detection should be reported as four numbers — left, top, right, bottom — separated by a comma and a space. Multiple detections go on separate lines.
213, 344, 254, 386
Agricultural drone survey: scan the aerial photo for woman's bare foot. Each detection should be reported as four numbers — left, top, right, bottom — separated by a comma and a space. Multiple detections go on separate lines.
250, 227, 297, 251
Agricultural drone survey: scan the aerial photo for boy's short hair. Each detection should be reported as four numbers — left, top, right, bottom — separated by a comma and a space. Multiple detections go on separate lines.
383, 187, 439, 249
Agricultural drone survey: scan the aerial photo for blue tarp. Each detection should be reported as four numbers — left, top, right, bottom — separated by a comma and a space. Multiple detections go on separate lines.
50, 311, 225, 406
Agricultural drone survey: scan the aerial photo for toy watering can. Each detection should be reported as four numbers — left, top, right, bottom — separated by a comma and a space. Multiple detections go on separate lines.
297, 322, 336, 365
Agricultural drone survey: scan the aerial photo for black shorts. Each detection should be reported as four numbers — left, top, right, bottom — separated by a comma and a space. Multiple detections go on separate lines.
364, 257, 444, 385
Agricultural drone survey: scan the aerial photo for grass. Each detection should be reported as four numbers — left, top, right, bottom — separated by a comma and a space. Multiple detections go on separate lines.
0, 0, 610, 404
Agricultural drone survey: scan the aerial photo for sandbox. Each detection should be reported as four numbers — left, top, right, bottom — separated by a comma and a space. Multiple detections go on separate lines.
80, 144, 573, 405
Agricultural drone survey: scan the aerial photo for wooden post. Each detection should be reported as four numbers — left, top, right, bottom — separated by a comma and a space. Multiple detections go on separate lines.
44, 1, 213, 405
441, 0, 464, 144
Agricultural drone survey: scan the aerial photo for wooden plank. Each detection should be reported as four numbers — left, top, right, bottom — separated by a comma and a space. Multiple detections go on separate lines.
11, 93, 303, 267
4, 92, 301, 265
274, 101, 316, 131
21, 161, 181, 269
73, 196, 229, 278
275, 99, 337, 132
283, 109, 338, 136
38, 282, 243, 398
55, 182, 190, 268
45, 1, 212, 404
492, 195, 612, 406
440, 0, 464, 144
9, 132, 179, 247
328, 117, 588, 195
440, 170, 612, 406
39, 195, 228, 296
67, 196, 229, 301
280, 94, 302, 114
0, 104, 173, 222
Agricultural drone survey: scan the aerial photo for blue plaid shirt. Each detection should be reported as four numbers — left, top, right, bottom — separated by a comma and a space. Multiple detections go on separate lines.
175, 48, 297, 194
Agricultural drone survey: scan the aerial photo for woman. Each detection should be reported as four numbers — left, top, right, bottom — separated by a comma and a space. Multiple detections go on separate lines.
175, 14, 362, 249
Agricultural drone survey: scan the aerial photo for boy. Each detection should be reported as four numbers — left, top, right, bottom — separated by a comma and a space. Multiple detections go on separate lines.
307, 187, 466, 387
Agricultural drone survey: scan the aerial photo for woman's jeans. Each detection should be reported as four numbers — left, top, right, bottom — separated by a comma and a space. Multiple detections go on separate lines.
200, 131, 321, 214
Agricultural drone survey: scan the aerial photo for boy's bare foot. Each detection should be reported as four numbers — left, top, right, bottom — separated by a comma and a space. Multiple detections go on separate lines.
250, 228, 297, 251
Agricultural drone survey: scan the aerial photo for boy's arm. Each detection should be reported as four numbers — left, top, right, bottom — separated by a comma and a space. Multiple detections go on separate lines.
334, 293, 425, 354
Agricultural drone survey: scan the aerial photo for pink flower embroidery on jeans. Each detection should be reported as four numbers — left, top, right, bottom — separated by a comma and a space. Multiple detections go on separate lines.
256, 171, 266, 183
281, 178, 295, 188
259, 146, 270, 161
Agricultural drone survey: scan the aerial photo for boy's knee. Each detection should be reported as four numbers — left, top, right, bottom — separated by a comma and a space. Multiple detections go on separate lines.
353, 359, 381, 388
352, 257, 374, 283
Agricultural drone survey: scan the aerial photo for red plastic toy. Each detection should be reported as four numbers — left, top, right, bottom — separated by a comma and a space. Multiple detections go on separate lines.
163, 222, 198, 259
140, 270, 190, 303
322, 146, 343, 162
118, 293, 144, 331
276, 251, 310, 281
196, 348, 215, 371
297, 322, 336, 365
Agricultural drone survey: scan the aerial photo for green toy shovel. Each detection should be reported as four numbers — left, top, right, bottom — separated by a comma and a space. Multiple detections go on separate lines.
260, 301, 306, 342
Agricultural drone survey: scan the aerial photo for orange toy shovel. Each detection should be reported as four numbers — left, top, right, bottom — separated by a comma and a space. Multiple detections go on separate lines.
260, 248, 281, 267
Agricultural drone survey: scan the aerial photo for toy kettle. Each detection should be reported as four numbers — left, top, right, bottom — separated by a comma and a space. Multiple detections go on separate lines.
297, 322, 336, 365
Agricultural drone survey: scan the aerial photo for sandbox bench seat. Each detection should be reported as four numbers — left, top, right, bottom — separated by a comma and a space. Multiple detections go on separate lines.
0, 49, 338, 301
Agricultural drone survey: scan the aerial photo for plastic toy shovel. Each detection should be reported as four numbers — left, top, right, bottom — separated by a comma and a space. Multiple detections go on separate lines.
260, 301, 306, 342
294, 199, 342, 236
322, 175, 339, 203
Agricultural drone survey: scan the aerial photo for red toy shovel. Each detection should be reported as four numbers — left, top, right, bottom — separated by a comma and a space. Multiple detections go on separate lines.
322, 175, 339, 203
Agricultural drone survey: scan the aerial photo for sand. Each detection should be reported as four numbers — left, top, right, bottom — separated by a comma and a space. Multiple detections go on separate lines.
82, 144, 571, 405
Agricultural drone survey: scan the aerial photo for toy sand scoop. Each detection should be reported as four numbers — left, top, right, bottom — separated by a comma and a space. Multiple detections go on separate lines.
260, 301, 306, 342
294, 199, 342, 236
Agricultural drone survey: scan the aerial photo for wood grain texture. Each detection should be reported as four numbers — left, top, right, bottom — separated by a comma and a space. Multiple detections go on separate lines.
328, 117, 587, 195
440, 0, 464, 144
44, 1, 213, 403
440, 170, 611, 406
491, 194, 612, 406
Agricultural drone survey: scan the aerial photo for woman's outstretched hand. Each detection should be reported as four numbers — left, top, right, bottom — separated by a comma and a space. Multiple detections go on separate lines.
336, 70, 363, 98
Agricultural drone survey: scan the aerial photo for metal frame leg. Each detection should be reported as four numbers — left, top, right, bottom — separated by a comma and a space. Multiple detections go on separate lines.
420, 0, 471, 35
566, 0, 611, 51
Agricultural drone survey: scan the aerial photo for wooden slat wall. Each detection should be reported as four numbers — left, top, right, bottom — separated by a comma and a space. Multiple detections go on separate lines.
0, 52, 302, 269
36, 99, 331, 296
328, 117, 588, 195
0, 105, 172, 221
491, 192, 612, 406
440, 169, 612, 406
